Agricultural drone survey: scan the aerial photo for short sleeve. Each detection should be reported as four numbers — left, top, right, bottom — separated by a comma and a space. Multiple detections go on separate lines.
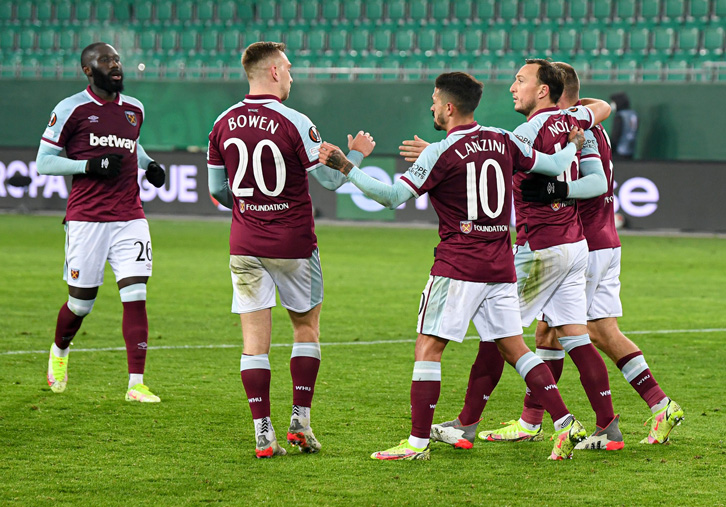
398, 144, 440, 197
505, 130, 536, 172
41, 99, 77, 149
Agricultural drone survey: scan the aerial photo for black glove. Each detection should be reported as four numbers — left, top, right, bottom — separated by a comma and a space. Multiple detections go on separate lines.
145, 161, 166, 188
86, 154, 123, 178
521, 174, 568, 203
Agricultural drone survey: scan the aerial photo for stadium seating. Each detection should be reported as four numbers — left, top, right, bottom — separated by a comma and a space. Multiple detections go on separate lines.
0, 0, 724, 82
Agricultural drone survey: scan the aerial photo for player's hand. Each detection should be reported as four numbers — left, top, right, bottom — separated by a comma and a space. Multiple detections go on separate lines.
86, 154, 123, 179
521, 174, 568, 203
347, 131, 376, 157
319, 142, 354, 175
145, 161, 166, 188
568, 127, 585, 151
399, 135, 429, 162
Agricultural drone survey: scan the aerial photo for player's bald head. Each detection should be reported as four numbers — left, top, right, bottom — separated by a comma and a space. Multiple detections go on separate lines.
242, 41, 287, 80
81, 42, 115, 68
553, 62, 580, 103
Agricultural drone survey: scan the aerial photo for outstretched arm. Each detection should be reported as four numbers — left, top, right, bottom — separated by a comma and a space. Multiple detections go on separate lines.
310, 131, 376, 190
319, 142, 415, 209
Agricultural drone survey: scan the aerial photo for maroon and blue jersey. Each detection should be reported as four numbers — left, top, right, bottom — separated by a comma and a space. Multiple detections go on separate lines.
40, 86, 145, 222
579, 123, 621, 251
512, 105, 594, 250
398, 122, 538, 283
207, 94, 323, 259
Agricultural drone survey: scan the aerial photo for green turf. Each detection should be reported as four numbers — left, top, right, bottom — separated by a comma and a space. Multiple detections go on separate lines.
1, 214, 725, 506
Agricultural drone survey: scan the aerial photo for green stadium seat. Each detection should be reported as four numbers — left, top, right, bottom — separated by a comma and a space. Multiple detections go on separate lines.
133, 0, 153, 23
591, 0, 613, 20
36, 0, 53, 22
603, 27, 625, 54
532, 29, 553, 53
652, 26, 675, 54
372, 28, 392, 52
662, 0, 686, 22
394, 28, 416, 54
58, 28, 75, 51
342, 0, 363, 21
112, 2, 131, 23
688, 0, 710, 20
440, 28, 459, 53
465, 54, 494, 79
453, 0, 473, 19
0, 2, 13, 22
508, 27, 530, 54
76, 0, 94, 22
163, 55, 186, 79
386, 0, 405, 21
462, 29, 484, 53
590, 58, 613, 80
37, 28, 56, 52
138, 32, 156, 52
639, 0, 661, 20
238, 28, 261, 50
401, 55, 424, 81
55, 1, 73, 23
641, 59, 663, 80
409, 0, 428, 21
676, 26, 699, 54
264, 28, 284, 44
544, 0, 566, 21
299, 0, 319, 22
499, 0, 519, 21
715, 0, 726, 18
350, 28, 370, 52
328, 28, 348, 53
476, 0, 496, 21
580, 28, 602, 54
200, 30, 219, 53
614, 57, 638, 81
285, 28, 305, 53
95, 1, 113, 22
308, 28, 327, 52
521, 0, 542, 22
0, 29, 15, 52
703, 26, 725, 54
333, 55, 357, 81
19, 56, 41, 79
665, 58, 689, 81
380, 56, 401, 80
39, 54, 61, 79
279, 0, 298, 22
364, 0, 384, 20
159, 30, 178, 53
61, 52, 81, 78
493, 55, 520, 80
197, 1, 215, 23
257, 0, 276, 22
629, 27, 650, 54
321, 0, 341, 19
431, 0, 451, 21
184, 57, 206, 79
568, 0, 589, 20
15, 1, 32, 21
218, 1, 238, 22
417, 28, 438, 53
557, 28, 578, 53
614, 0, 636, 21
485, 28, 507, 54
176, 1, 195, 24
180, 30, 199, 52
18, 28, 36, 51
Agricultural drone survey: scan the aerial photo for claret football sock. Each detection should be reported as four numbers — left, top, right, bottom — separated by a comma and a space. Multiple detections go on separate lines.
240, 354, 272, 420
567, 342, 615, 428
410, 361, 441, 440
617, 351, 667, 410
290, 342, 321, 409
457, 341, 504, 426
54, 302, 84, 349
122, 300, 148, 374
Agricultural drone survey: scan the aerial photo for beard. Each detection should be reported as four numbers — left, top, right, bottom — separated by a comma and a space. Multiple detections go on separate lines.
514, 96, 536, 117
432, 111, 445, 131
91, 66, 124, 94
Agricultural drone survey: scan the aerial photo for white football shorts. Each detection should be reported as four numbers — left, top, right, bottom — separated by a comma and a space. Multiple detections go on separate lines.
63, 219, 153, 288
417, 276, 523, 342
515, 239, 588, 328
230, 248, 323, 314
585, 247, 623, 320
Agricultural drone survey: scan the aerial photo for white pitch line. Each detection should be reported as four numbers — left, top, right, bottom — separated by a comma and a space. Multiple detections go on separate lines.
2, 328, 725, 357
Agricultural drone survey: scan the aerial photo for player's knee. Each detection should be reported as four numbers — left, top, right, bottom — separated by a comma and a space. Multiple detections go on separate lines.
119, 283, 147, 302
68, 296, 95, 317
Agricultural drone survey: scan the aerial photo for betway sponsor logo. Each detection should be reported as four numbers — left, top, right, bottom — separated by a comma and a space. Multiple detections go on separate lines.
294, 385, 312, 391
248, 397, 263, 403
637, 374, 651, 386
89, 132, 136, 153
600, 390, 612, 397
544, 384, 558, 391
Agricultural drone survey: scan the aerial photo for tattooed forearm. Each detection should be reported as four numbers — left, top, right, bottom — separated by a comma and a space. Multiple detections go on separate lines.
327, 150, 355, 175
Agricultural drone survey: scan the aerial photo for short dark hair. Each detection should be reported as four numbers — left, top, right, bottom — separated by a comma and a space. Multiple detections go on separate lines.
80, 42, 111, 67
552, 62, 580, 101
242, 41, 286, 76
434, 72, 483, 115
525, 58, 565, 104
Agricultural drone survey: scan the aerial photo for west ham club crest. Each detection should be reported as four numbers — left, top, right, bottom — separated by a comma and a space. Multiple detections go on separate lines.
125, 111, 137, 126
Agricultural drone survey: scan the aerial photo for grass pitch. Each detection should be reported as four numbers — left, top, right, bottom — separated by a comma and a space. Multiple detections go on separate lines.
1, 214, 725, 506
